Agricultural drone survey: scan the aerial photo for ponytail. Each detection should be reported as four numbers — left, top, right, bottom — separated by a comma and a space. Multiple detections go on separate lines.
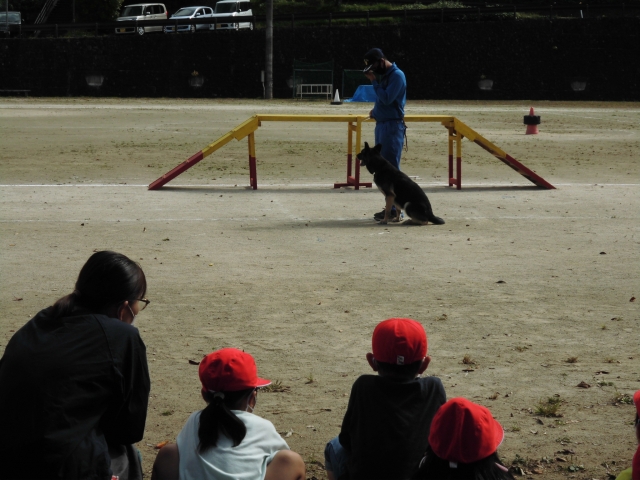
198, 389, 252, 452
49, 290, 81, 319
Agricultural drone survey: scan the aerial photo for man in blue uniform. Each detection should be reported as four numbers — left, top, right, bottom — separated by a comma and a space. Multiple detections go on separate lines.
363, 48, 407, 221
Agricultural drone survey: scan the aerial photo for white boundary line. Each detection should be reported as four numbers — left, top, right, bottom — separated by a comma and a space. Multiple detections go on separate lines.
1, 183, 639, 188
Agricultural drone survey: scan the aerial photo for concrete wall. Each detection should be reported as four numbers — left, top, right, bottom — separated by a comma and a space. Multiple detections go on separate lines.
1, 17, 638, 100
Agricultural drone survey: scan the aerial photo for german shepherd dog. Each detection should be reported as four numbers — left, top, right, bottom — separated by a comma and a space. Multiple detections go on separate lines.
357, 142, 445, 225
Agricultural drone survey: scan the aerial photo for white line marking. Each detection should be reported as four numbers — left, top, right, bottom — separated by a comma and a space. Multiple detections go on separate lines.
1, 183, 639, 188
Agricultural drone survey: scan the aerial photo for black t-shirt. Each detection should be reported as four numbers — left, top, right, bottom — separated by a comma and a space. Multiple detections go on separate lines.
0, 307, 150, 480
338, 374, 446, 480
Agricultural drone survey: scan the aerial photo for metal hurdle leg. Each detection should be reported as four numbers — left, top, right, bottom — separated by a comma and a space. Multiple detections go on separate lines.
333, 118, 371, 189
455, 131, 462, 190
446, 123, 462, 190
448, 125, 454, 187
248, 132, 257, 189
347, 122, 353, 179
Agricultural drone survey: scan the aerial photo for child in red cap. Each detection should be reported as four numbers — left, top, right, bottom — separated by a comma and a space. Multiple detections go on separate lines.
152, 348, 305, 480
615, 390, 640, 480
324, 318, 446, 480
411, 397, 514, 480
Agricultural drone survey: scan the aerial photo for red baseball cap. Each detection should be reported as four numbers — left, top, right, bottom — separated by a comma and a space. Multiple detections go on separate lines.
372, 318, 427, 365
429, 398, 504, 464
634, 390, 640, 416
199, 348, 271, 392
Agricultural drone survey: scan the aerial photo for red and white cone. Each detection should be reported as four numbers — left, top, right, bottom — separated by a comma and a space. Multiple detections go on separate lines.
524, 107, 540, 135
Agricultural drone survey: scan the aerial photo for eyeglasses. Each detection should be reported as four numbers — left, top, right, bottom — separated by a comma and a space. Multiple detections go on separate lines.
137, 298, 150, 310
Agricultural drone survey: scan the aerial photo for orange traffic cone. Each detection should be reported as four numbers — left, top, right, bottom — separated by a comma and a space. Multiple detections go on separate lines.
524, 107, 540, 135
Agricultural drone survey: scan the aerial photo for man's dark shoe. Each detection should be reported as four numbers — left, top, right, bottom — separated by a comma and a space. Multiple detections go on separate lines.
373, 208, 396, 221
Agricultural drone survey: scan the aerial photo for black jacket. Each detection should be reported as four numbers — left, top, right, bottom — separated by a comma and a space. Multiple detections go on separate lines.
339, 375, 446, 480
0, 307, 150, 480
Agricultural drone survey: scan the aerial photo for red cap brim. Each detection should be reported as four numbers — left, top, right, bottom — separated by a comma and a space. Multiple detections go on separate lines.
256, 378, 271, 388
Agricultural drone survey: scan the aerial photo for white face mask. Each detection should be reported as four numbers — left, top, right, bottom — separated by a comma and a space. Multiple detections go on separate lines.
246, 389, 257, 413
127, 305, 137, 326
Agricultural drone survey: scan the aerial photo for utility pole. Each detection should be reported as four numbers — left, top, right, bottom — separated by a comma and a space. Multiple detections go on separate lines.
265, 0, 273, 99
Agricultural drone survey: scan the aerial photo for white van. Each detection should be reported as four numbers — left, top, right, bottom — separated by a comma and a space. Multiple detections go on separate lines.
116, 3, 168, 35
211, 0, 252, 30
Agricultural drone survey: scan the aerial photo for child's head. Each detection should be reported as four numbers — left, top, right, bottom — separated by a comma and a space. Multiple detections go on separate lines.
199, 347, 271, 395
413, 398, 512, 480
430, 398, 504, 465
366, 318, 430, 380
197, 348, 271, 452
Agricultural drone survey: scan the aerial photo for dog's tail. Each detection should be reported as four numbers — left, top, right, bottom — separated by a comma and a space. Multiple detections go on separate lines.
424, 199, 445, 225
429, 215, 445, 225
404, 201, 445, 225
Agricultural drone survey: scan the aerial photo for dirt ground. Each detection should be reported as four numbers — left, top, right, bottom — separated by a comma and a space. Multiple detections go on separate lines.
1, 98, 638, 480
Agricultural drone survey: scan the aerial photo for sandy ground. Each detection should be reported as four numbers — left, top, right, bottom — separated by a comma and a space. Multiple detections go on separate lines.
1, 98, 639, 480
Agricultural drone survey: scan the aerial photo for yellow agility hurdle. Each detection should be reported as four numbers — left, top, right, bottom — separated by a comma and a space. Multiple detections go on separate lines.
148, 114, 554, 191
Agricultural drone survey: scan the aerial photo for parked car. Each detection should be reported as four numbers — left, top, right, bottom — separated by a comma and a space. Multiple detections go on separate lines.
210, 0, 252, 30
164, 6, 213, 33
0, 11, 22, 36
115, 3, 167, 35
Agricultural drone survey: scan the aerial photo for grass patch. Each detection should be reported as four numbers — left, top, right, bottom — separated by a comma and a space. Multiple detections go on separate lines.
611, 390, 633, 405
262, 380, 291, 393
534, 396, 563, 417
596, 379, 615, 387
565, 356, 578, 363
462, 354, 476, 365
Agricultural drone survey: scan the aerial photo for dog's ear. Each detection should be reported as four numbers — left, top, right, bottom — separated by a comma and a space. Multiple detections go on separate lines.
363, 142, 370, 151
373, 144, 382, 153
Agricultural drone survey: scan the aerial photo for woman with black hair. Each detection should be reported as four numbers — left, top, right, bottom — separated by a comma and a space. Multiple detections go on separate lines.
151, 348, 305, 480
0, 250, 150, 480
412, 398, 514, 480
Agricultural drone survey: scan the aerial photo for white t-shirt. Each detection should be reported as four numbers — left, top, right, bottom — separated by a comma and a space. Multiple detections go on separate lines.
176, 410, 290, 480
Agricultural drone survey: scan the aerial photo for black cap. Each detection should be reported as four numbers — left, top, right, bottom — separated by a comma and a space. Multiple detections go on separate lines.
363, 48, 385, 72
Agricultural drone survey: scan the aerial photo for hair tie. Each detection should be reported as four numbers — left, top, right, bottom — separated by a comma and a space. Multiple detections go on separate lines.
212, 391, 225, 400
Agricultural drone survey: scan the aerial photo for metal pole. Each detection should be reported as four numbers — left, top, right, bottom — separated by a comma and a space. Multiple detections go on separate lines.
265, 0, 273, 99
5, 0, 8, 36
